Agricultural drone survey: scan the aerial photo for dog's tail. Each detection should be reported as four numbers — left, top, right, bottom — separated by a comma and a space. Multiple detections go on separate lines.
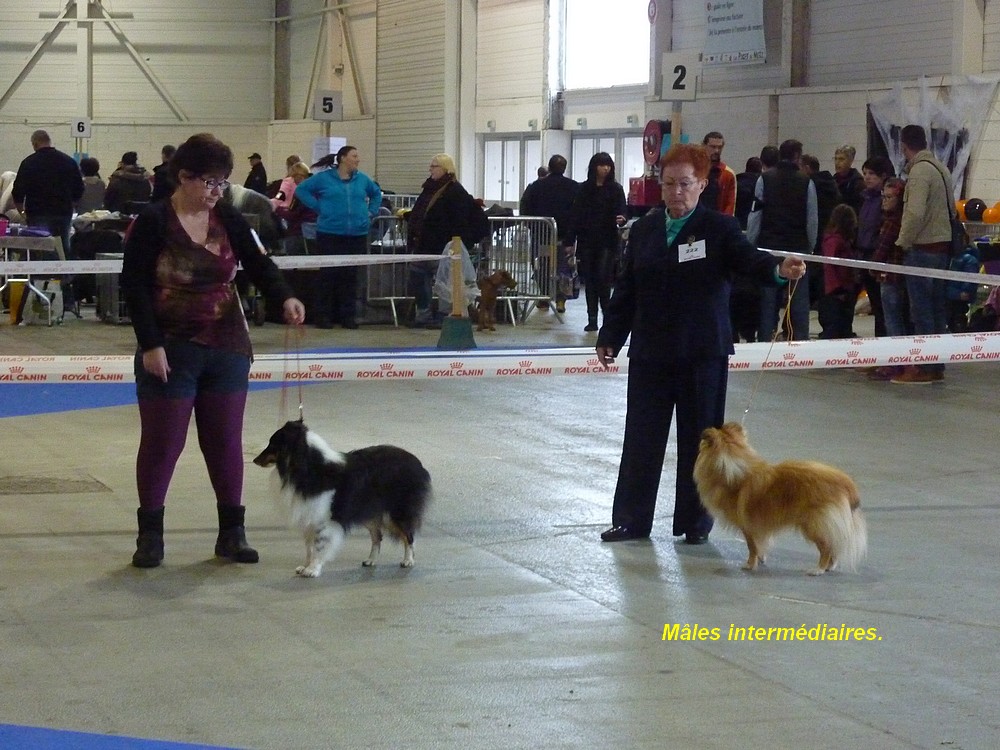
816, 500, 868, 572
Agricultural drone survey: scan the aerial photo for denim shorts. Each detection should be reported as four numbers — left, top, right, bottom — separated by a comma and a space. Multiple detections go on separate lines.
134, 339, 251, 400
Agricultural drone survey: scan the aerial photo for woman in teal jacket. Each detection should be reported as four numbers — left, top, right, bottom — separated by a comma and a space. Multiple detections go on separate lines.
295, 145, 382, 328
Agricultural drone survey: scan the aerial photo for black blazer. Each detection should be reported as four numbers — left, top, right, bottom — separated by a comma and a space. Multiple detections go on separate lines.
597, 205, 782, 362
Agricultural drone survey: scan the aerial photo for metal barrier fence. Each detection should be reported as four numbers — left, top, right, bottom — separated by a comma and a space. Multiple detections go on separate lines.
477, 216, 560, 325
383, 194, 421, 212
366, 215, 412, 326
363, 214, 561, 327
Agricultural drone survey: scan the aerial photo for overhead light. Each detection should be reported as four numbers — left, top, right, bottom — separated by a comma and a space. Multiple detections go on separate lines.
576, 117, 587, 128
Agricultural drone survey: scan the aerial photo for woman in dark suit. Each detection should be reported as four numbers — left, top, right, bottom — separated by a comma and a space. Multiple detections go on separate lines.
595, 144, 805, 544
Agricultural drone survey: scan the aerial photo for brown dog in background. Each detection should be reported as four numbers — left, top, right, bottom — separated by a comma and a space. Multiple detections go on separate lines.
693, 422, 867, 576
476, 270, 516, 331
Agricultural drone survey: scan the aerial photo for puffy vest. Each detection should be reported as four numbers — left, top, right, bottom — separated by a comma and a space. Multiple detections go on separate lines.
757, 163, 811, 253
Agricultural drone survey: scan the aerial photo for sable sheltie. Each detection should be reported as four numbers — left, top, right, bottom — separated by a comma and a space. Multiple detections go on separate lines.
253, 420, 431, 578
693, 422, 867, 575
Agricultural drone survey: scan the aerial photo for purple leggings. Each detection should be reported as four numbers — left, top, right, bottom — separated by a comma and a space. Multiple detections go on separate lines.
134, 342, 250, 509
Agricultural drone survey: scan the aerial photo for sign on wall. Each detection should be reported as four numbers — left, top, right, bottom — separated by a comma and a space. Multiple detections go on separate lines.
704, 0, 766, 65
70, 118, 91, 139
312, 136, 348, 166
660, 53, 701, 101
313, 90, 343, 122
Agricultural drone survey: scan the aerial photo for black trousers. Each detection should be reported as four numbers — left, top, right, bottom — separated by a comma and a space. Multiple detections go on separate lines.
313, 232, 366, 323
610, 356, 728, 536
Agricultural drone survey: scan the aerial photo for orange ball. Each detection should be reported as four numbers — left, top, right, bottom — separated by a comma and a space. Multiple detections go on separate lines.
956, 199, 968, 221
981, 205, 1000, 224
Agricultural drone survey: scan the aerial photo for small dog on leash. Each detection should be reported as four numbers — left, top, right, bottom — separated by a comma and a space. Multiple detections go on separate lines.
693, 422, 867, 575
476, 269, 516, 331
253, 420, 431, 578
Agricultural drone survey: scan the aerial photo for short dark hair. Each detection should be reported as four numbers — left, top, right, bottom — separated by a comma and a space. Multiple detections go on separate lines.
800, 153, 820, 172
161, 144, 176, 159
827, 203, 858, 237
900, 124, 928, 152
169, 133, 234, 183
759, 145, 779, 169
744, 157, 762, 173
702, 131, 724, 144
861, 155, 894, 179
778, 139, 803, 162
80, 157, 100, 177
121, 151, 138, 166
547, 154, 567, 175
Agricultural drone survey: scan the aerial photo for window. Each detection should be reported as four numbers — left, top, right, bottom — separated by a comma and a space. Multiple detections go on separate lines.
484, 137, 541, 203
564, 0, 651, 89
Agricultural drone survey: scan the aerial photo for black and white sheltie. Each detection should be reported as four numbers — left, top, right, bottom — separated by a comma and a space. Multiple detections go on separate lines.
253, 420, 431, 578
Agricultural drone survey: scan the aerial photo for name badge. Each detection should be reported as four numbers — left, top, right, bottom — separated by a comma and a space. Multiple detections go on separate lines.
678, 238, 706, 262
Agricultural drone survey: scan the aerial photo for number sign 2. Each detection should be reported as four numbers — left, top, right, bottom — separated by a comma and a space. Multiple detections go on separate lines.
660, 53, 701, 102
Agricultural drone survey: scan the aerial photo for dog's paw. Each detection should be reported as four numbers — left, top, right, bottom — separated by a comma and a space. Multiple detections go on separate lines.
296, 565, 322, 578
741, 561, 758, 571
807, 568, 826, 576
361, 559, 376, 567
400, 560, 413, 568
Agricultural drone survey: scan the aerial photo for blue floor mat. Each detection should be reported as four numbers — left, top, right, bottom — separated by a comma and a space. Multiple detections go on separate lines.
0, 725, 238, 749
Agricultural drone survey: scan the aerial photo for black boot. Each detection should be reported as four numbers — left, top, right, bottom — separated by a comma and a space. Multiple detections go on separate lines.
132, 507, 164, 568
214, 505, 259, 563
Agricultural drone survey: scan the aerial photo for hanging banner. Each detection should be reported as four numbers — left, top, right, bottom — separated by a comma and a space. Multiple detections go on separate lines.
704, 0, 766, 65
868, 76, 1000, 200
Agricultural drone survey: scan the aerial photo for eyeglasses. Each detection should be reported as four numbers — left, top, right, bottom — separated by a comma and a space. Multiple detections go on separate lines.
199, 177, 231, 191
429, 163, 442, 170
662, 179, 701, 192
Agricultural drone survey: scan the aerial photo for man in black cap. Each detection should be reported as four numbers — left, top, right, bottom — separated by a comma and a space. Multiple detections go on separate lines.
244, 152, 268, 194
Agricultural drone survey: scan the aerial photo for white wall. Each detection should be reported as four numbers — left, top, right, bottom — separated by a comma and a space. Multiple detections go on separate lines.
5, 0, 1000, 204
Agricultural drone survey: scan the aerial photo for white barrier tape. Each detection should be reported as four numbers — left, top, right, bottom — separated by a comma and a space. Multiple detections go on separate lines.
766, 248, 1000, 286
0, 254, 442, 276
1, 332, 998, 383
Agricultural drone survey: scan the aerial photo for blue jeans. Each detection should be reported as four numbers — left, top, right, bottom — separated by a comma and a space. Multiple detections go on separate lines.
26, 213, 75, 307
903, 249, 948, 336
758, 266, 810, 340
903, 248, 948, 373
880, 282, 909, 337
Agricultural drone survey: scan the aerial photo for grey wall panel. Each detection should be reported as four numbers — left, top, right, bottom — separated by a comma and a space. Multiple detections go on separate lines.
376, 0, 446, 193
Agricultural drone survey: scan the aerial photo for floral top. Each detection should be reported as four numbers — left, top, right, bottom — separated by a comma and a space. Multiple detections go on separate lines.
153, 208, 250, 356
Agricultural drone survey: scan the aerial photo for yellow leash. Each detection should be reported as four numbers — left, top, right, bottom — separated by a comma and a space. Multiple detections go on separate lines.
740, 276, 801, 426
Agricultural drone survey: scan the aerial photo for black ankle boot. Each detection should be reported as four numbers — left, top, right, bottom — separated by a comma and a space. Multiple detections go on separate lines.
132, 507, 165, 568
215, 505, 259, 563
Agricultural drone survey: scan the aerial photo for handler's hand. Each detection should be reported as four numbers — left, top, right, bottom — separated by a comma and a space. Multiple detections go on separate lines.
142, 347, 170, 383
283, 297, 306, 325
596, 346, 616, 370
778, 256, 807, 280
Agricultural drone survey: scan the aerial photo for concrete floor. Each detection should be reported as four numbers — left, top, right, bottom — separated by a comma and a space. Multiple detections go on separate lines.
1, 299, 997, 750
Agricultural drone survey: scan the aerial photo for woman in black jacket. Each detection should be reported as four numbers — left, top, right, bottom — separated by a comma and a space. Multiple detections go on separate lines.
121, 133, 304, 569
405, 153, 489, 327
564, 152, 628, 331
